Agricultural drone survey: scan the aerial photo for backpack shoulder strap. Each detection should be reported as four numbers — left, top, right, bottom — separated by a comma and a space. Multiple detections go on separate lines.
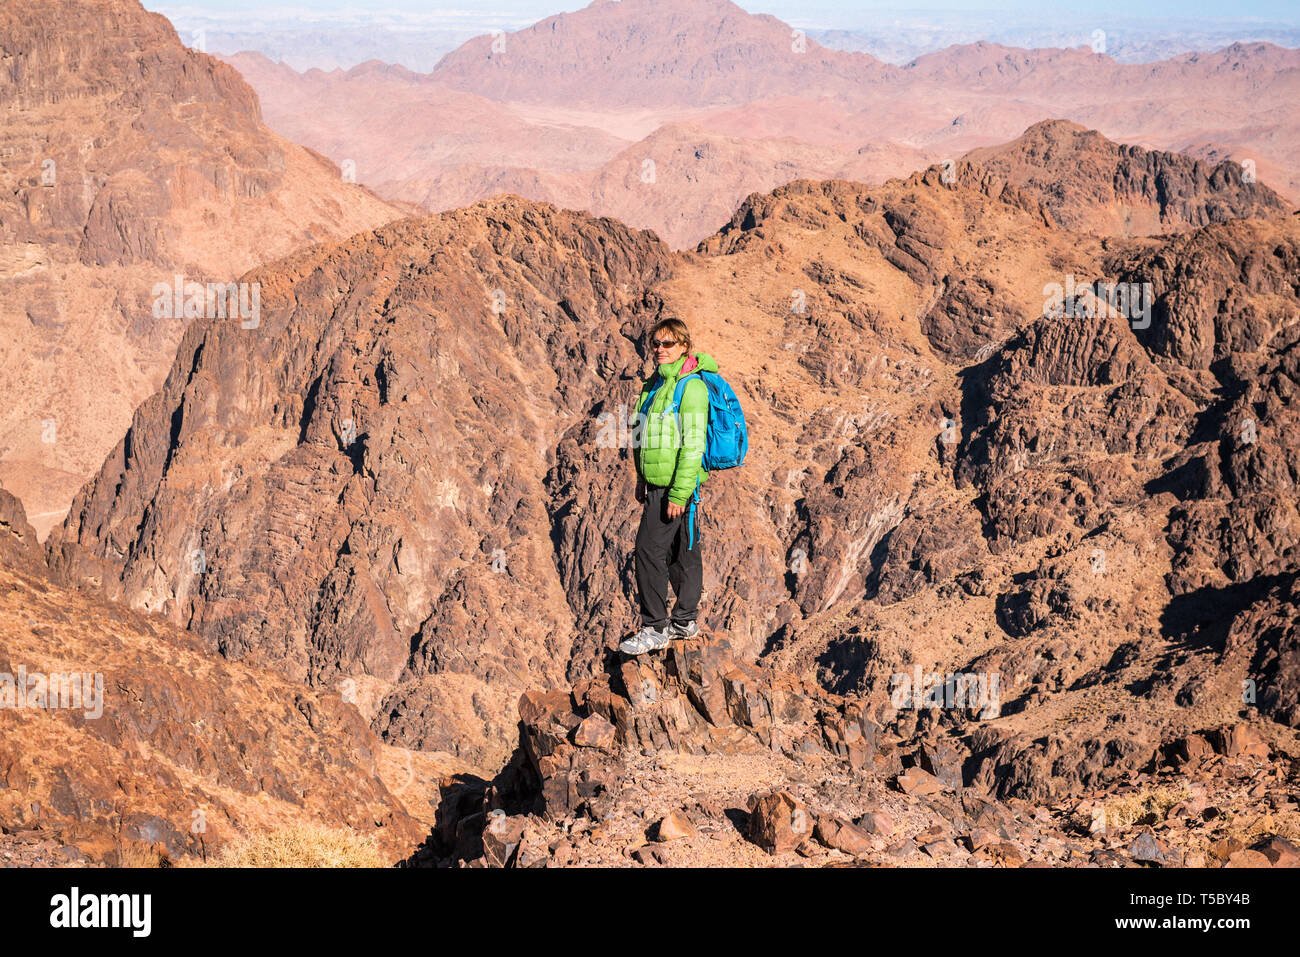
669, 370, 707, 412
640, 373, 664, 416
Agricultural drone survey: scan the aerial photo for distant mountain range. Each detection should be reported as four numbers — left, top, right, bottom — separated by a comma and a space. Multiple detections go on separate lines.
164, 3, 1300, 70
217, 0, 1300, 251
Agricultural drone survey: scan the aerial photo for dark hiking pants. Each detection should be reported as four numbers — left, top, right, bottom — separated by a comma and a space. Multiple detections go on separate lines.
635, 483, 702, 630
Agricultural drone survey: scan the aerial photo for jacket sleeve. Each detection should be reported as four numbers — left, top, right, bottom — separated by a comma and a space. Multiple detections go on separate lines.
668, 377, 708, 505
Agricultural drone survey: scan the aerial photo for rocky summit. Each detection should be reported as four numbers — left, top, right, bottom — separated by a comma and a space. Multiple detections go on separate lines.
961, 119, 1291, 237
17, 105, 1296, 867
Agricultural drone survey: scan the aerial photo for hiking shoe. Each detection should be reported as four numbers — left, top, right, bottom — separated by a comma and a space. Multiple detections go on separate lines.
666, 620, 699, 639
620, 625, 669, 656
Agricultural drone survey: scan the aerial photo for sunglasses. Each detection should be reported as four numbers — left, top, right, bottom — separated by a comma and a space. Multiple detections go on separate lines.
651, 338, 679, 348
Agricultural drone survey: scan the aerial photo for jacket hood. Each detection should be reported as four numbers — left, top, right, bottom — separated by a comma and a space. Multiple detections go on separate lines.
657, 351, 718, 379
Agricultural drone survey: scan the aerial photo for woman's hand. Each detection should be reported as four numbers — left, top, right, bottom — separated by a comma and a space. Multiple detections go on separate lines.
635, 477, 647, 504
666, 501, 685, 519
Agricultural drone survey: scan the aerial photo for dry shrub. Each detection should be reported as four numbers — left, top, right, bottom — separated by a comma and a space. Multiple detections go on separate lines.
1078, 784, 1193, 832
195, 823, 386, 868
114, 842, 171, 868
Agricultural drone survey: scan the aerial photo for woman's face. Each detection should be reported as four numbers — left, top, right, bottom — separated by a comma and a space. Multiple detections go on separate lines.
651, 330, 686, 366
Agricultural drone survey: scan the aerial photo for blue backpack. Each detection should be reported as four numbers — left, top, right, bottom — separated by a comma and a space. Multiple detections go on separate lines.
639, 368, 747, 548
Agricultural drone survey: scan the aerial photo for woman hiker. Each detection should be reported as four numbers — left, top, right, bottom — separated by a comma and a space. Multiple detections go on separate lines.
620, 318, 718, 656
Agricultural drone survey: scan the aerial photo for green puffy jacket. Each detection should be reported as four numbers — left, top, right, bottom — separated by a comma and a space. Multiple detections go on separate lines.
634, 351, 717, 506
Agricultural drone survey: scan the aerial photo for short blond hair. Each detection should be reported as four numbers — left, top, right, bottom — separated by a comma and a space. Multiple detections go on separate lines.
647, 317, 691, 355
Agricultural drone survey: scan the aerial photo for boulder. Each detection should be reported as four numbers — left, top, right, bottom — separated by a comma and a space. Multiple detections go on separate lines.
745, 790, 813, 855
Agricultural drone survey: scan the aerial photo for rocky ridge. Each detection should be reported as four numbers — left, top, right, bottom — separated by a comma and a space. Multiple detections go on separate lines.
962, 120, 1290, 236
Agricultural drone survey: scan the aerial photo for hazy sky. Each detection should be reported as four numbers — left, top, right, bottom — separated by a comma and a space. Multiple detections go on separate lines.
153, 1, 1300, 29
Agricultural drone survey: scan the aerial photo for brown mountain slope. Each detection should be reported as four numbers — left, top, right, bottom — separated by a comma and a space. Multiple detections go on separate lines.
962, 119, 1291, 235
216, 49, 928, 251
388, 123, 873, 250
0, 0, 406, 538
48, 199, 675, 769
300, 113, 1280, 253
47, 175, 1065, 764
672, 174, 1300, 800
0, 488, 432, 864
217, 51, 629, 187
46, 132, 1300, 787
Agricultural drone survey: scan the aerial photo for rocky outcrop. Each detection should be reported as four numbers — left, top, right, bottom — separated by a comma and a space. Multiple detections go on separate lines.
1229, 573, 1300, 728
0, 489, 41, 572
962, 120, 1291, 237
415, 631, 1300, 868
1110, 218, 1300, 597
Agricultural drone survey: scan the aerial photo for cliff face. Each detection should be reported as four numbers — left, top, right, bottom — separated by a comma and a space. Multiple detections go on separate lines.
49, 198, 674, 768
0, 0, 405, 537
0, 490, 41, 572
